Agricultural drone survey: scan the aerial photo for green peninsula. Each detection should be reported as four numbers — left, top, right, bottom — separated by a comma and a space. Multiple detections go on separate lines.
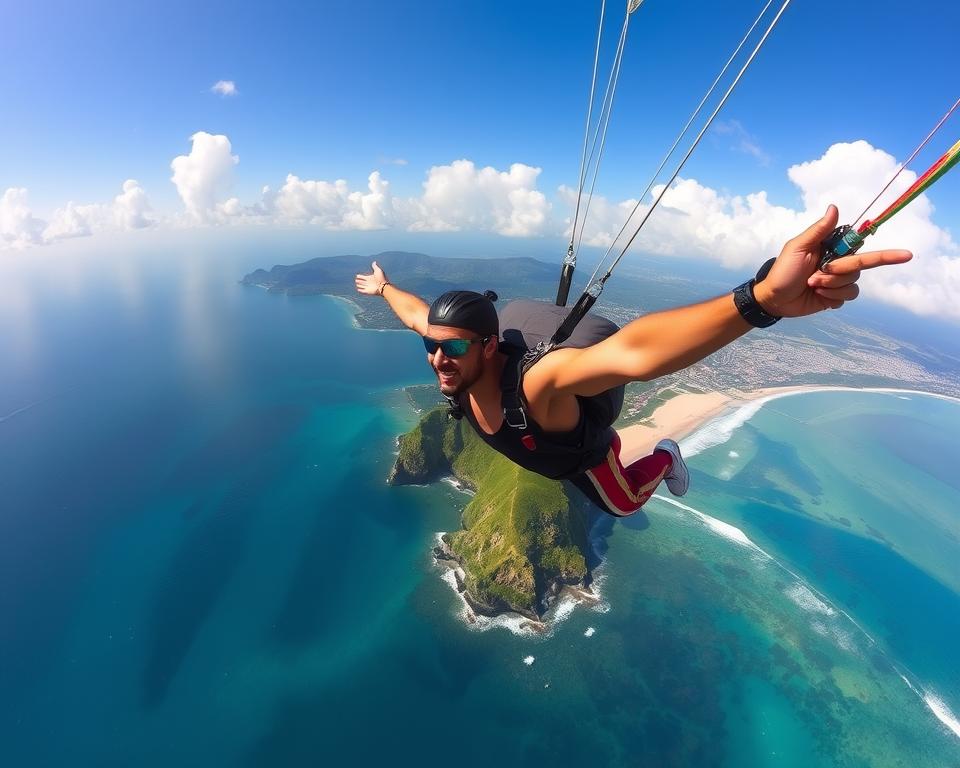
389, 407, 593, 620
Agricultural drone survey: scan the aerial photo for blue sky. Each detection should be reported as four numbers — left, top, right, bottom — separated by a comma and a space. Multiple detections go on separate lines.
2, 0, 960, 318
2, 0, 956, 205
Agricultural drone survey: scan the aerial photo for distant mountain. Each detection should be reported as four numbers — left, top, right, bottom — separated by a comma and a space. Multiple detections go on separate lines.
242, 250, 561, 329
243, 249, 960, 395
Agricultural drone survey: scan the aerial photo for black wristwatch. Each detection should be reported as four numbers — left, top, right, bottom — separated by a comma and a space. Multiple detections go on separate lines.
732, 257, 780, 328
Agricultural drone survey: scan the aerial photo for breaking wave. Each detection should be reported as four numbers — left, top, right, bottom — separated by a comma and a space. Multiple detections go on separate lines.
649, 496, 959, 741
680, 386, 960, 458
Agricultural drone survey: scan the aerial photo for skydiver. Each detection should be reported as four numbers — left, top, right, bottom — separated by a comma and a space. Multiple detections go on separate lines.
355, 206, 912, 516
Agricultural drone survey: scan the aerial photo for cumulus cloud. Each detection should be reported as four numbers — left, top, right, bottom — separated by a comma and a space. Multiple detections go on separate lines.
240, 160, 548, 237
43, 180, 156, 242
565, 140, 958, 318
211, 80, 238, 97
0, 181, 155, 250
112, 179, 154, 229
170, 132, 239, 222
406, 159, 550, 236
7, 133, 959, 320
258, 170, 393, 230
1, 188, 46, 248
43, 202, 104, 241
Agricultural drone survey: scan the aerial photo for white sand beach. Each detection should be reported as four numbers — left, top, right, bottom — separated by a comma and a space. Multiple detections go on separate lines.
616, 385, 819, 465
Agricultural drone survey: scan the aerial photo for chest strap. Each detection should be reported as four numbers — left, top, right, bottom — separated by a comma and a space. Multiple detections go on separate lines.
500, 341, 554, 430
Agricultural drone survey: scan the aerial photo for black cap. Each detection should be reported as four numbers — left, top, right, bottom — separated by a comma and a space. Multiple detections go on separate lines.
428, 290, 499, 337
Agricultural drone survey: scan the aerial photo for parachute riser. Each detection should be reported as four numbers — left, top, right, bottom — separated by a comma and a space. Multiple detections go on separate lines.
556, 262, 576, 306
552, 291, 598, 346
551, 280, 605, 346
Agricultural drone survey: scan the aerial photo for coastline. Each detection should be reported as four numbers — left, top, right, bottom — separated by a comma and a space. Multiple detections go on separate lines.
327, 294, 364, 329
616, 384, 960, 465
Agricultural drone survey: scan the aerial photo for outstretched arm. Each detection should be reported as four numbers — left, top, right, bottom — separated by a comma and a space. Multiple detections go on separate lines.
355, 260, 430, 335
527, 205, 913, 399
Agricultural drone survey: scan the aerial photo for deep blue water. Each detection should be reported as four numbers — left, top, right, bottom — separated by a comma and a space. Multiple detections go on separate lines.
1, 232, 958, 767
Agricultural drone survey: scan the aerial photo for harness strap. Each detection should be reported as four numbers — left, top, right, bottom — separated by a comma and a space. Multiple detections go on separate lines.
447, 341, 556, 431
501, 341, 554, 430
500, 346, 530, 430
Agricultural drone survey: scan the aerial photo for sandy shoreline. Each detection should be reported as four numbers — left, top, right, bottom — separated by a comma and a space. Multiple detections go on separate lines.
616, 384, 954, 465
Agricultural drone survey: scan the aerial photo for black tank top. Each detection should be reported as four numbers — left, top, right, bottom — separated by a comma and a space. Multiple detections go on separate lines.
458, 343, 616, 480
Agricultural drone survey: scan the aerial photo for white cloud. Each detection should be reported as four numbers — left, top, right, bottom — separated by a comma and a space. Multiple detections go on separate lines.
1, 181, 156, 250
558, 184, 641, 249
7, 134, 959, 320
567, 140, 958, 318
113, 179, 154, 229
407, 159, 550, 236
43, 202, 104, 241
1, 188, 46, 248
44, 180, 155, 242
261, 171, 393, 230
170, 132, 239, 222
211, 80, 238, 97
245, 160, 547, 237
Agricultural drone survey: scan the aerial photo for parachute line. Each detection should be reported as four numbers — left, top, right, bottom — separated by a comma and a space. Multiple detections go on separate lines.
558, 0, 642, 306
573, 14, 631, 262
550, 0, 792, 346
567, 0, 607, 270
566, 3, 639, 269
597, 0, 792, 284
852, 95, 960, 228
586, 0, 777, 286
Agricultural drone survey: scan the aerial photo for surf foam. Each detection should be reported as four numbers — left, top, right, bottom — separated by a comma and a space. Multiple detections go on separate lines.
653, 495, 762, 552
785, 584, 836, 616
923, 692, 960, 740
432, 531, 599, 637
680, 386, 960, 458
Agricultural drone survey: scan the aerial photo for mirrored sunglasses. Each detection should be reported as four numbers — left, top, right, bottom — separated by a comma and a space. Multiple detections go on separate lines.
422, 335, 491, 358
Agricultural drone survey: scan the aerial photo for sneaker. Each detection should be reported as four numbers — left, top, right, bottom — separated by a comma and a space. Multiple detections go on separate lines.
654, 438, 689, 497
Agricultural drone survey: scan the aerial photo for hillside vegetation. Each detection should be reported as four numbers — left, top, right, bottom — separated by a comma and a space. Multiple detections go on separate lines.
389, 408, 591, 618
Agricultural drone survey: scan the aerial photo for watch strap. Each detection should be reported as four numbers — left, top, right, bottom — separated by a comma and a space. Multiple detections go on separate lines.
733, 257, 780, 328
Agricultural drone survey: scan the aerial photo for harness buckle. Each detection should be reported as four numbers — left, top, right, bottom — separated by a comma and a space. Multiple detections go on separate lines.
503, 406, 528, 430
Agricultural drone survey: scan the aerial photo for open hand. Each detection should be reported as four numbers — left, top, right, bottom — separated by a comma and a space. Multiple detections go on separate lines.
354, 260, 388, 296
754, 205, 913, 318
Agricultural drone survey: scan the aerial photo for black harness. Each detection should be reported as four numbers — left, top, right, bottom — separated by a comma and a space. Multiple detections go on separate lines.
449, 341, 616, 481
446, 340, 548, 429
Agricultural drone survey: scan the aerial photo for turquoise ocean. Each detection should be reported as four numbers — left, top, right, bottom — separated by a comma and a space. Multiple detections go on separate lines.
1, 234, 958, 767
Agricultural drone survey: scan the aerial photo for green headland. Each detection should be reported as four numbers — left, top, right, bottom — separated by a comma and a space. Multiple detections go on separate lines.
389, 407, 594, 620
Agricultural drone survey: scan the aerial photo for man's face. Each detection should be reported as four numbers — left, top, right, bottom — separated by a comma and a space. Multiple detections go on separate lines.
423, 324, 491, 397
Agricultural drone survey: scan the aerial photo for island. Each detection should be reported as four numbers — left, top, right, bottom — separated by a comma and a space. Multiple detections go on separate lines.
388, 407, 598, 621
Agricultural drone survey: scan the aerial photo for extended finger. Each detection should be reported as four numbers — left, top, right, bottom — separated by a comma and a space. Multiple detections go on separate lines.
823, 249, 913, 273
815, 284, 860, 302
